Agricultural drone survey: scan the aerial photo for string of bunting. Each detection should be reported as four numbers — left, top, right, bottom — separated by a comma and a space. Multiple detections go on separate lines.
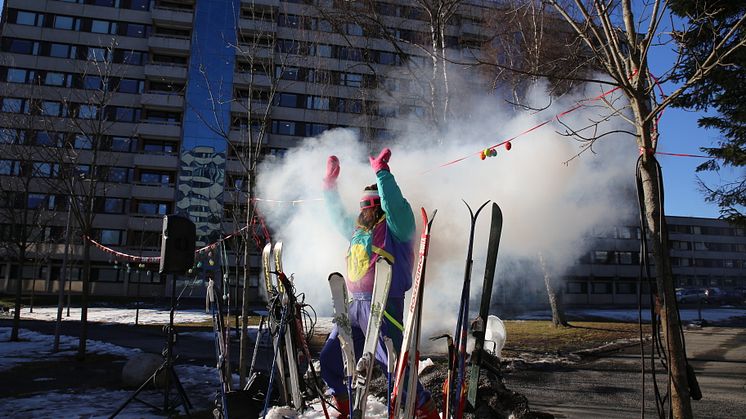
83, 223, 256, 265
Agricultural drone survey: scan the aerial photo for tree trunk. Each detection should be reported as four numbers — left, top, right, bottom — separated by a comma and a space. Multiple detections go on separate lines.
10, 253, 26, 341
639, 156, 692, 418
538, 254, 568, 327
632, 95, 692, 417
238, 182, 255, 387
77, 240, 91, 359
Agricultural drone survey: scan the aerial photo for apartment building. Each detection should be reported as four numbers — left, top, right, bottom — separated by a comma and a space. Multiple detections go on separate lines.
0, 0, 495, 300
561, 216, 746, 306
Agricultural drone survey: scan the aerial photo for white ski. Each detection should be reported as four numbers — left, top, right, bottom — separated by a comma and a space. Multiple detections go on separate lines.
352, 258, 393, 419
329, 272, 356, 406
273, 242, 304, 411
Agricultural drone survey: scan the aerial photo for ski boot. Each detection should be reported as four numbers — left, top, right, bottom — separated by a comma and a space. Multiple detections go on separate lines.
332, 394, 350, 418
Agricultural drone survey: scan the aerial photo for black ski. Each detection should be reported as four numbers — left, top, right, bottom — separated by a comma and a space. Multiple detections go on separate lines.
466, 203, 503, 407
449, 200, 490, 417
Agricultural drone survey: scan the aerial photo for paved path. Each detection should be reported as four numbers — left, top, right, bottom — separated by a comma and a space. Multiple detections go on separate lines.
508, 326, 746, 418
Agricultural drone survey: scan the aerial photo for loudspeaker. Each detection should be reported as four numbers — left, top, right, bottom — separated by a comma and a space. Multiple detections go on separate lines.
159, 215, 196, 274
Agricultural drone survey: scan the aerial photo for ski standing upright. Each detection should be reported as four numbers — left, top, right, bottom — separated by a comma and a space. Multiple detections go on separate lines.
466, 203, 503, 409
391, 208, 437, 418
449, 200, 490, 417
352, 258, 393, 419
328, 272, 356, 416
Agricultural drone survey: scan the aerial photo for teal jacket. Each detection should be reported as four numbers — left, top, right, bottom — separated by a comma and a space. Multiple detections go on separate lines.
324, 170, 415, 297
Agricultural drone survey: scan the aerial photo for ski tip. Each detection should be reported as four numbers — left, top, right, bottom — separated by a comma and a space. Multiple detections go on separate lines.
328, 272, 344, 281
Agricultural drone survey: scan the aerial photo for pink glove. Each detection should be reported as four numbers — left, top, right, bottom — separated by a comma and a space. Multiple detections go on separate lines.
369, 148, 391, 173
323, 155, 340, 189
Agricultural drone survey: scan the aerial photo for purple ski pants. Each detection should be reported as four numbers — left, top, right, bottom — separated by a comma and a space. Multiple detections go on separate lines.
319, 295, 430, 408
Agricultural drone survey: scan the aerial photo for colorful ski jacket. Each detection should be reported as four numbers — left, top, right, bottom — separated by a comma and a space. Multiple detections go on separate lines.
324, 170, 415, 297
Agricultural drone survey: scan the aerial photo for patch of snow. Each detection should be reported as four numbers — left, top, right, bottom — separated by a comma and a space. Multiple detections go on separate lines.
18, 306, 212, 325
266, 395, 389, 419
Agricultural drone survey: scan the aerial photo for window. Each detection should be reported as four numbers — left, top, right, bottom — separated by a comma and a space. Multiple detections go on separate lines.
0, 160, 19, 176
33, 162, 57, 178
616, 282, 637, 295
307, 96, 330, 110
272, 120, 296, 136
316, 44, 333, 58
54, 16, 75, 30
16, 11, 40, 26
305, 123, 328, 137
143, 110, 180, 123
83, 75, 102, 90
566, 281, 587, 294
592, 282, 612, 294
277, 67, 300, 80
7, 68, 30, 83
593, 250, 615, 264
137, 201, 170, 215
617, 251, 638, 265
118, 79, 143, 94
1, 98, 24, 113
74, 135, 93, 149
44, 72, 67, 86
126, 0, 151, 10
41, 101, 64, 117
124, 23, 147, 38
77, 105, 98, 119
142, 139, 176, 153
106, 167, 129, 183
102, 198, 125, 214
110, 136, 133, 152
139, 170, 172, 184
35, 132, 61, 147
346, 23, 363, 36
27, 193, 47, 209
99, 229, 123, 246
0, 129, 23, 144
87, 47, 108, 61
278, 14, 300, 28
91, 20, 112, 34
114, 107, 139, 122
275, 93, 298, 107
125, 50, 146, 65
6, 39, 36, 54
342, 73, 363, 87
49, 43, 71, 58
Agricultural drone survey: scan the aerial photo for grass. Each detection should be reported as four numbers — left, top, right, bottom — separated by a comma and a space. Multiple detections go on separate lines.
501, 320, 651, 356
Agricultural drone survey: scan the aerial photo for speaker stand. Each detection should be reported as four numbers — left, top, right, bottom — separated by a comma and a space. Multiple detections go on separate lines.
109, 273, 193, 418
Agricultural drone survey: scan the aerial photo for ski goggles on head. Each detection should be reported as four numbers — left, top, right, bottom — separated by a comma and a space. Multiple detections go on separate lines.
359, 197, 381, 209
360, 188, 380, 209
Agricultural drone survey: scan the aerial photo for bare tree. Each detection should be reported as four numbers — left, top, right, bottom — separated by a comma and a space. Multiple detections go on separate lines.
499, 1, 746, 417
0, 80, 57, 341
41, 39, 133, 359
538, 253, 568, 327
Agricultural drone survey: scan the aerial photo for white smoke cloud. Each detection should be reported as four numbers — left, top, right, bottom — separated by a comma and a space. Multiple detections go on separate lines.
255, 78, 637, 350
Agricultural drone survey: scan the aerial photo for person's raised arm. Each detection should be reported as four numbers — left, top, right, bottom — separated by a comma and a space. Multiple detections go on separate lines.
369, 148, 415, 242
322, 155, 355, 237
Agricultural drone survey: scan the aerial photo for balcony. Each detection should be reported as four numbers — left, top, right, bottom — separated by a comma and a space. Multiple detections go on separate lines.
141, 92, 185, 110
148, 35, 191, 54
144, 64, 187, 81
238, 18, 276, 34
128, 214, 169, 231
233, 72, 272, 87
152, 6, 195, 28
133, 152, 178, 169
131, 183, 176, 200
137, 121, 181, 139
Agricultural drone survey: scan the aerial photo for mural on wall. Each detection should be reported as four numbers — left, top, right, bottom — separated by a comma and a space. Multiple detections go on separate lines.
174, 0, 239, 249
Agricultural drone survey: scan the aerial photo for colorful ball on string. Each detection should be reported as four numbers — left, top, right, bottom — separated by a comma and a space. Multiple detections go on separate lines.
480, 152, 486, 160
209, 259, 215, 266
197, 261, 203, 268
505, 141, 512, 151
490, 148, 497, 157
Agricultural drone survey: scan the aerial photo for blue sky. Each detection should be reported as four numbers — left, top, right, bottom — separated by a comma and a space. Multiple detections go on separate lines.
0, 1, 736, 218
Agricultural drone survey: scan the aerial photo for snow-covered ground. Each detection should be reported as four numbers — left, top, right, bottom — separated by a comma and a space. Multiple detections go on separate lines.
0, 318, 389, 418
16, 306, 212, 325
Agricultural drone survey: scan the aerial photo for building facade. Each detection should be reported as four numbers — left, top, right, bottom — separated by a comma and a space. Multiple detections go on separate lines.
0, 0, 495, 301
561, 216, 746, 306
